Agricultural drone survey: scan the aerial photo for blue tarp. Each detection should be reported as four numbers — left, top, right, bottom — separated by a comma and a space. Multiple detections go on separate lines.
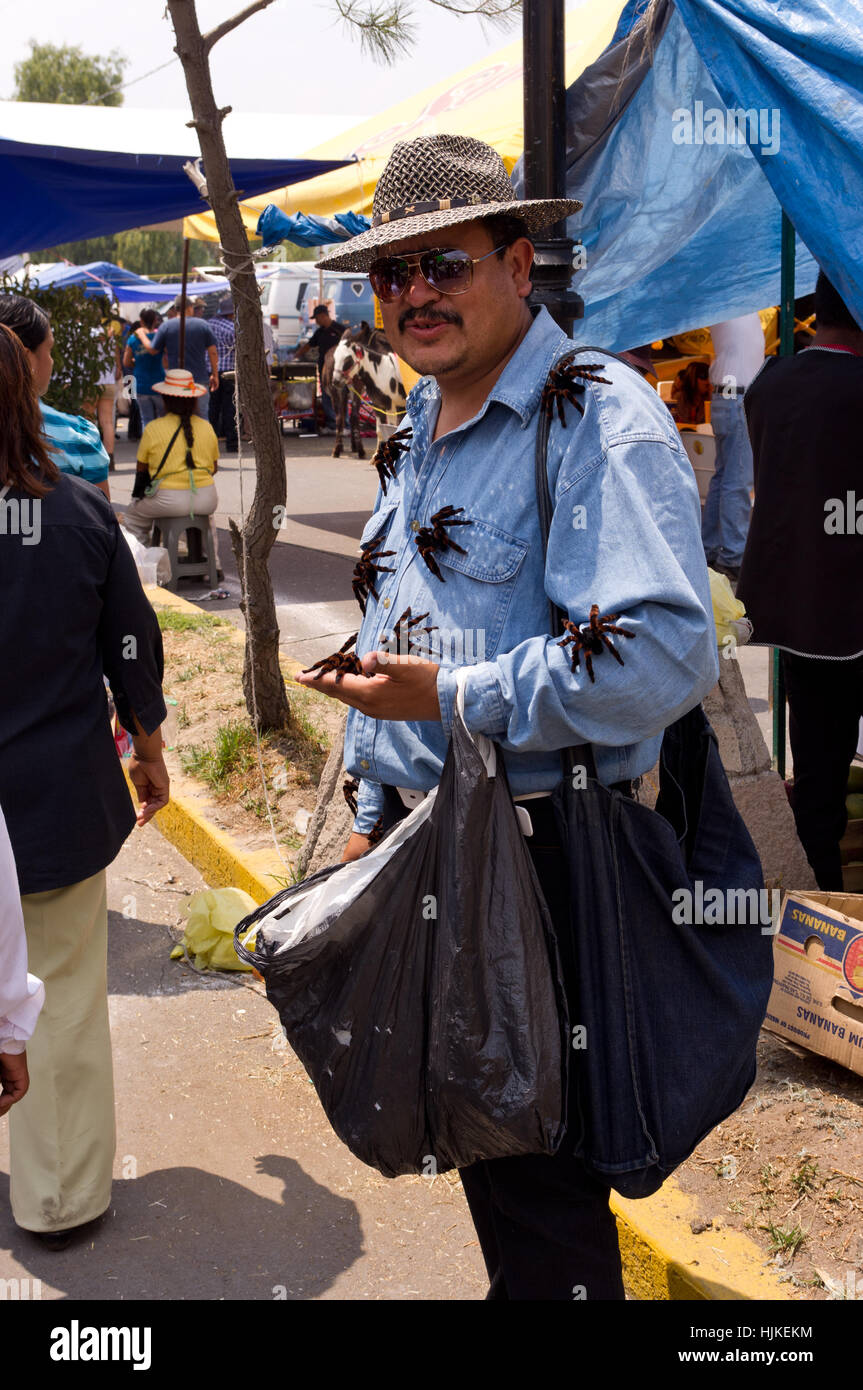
257, 205, 371, 248
0, 138, 353, 260
25, 260, 276, 303
515, 0, 863, 350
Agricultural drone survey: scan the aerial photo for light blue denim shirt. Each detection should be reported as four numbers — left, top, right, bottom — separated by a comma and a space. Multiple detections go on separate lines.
346, 305, 719, 834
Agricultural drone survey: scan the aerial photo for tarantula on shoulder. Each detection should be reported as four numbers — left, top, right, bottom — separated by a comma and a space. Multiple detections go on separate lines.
541, 353, 611, 427
558, 605, 635, 683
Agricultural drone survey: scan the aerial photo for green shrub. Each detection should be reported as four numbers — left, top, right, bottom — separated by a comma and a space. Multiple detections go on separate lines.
0, 268, 115, 415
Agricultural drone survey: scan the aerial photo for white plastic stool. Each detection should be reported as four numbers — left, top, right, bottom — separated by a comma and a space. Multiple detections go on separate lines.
152, 514, 217, 592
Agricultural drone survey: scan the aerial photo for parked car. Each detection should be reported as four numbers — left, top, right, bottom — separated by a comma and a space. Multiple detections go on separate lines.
259, 264, 315, 359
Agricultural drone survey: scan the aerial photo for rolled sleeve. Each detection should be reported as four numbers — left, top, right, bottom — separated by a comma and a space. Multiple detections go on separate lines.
353, 777, 386, 836
99, 523, 167, 735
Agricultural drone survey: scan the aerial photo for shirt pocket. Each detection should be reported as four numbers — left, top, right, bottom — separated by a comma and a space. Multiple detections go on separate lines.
358, 500, 399, 550
426, 516, 529, 660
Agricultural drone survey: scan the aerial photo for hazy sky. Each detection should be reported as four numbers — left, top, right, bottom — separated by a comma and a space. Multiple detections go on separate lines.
0, 0, 540, 125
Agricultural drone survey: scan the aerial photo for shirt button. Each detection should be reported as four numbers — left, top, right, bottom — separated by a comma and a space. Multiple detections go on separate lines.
382, 597, 391, 608
410, 519, 420, 532
360, 758, 370, 770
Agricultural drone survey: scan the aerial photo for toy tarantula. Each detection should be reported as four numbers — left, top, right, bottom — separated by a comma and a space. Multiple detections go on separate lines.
414, 505, 472, 581
369, 425, 413, 496
301, 633, 365, 684
366, 815, 385, 847
558, 605, 635, 682
541, 353, 611, 427
352, 536, 396, 614
388, 606, 438, 657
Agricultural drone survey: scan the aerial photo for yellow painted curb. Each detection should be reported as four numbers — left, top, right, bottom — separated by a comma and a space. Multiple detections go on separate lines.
141, 586, 792, 1300
612, 1183, 791, 1301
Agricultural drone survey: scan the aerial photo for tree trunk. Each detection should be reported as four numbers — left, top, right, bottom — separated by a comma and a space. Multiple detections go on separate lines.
167, 0, 290, 731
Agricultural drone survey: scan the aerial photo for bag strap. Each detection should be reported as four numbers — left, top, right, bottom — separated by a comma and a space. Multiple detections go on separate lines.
146, 423, 183, 489
534, 344, 645, 782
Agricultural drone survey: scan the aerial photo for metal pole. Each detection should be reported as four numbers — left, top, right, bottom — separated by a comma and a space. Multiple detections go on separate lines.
178, 236, 190, 369
522, 0, 582, 335
771, 209, 796, 777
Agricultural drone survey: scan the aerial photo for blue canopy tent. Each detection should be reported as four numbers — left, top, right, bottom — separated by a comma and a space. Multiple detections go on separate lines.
521, 0, 863, 772
0, 138, 353, 260
23, 260, 277, 303
512, 0, 863, 349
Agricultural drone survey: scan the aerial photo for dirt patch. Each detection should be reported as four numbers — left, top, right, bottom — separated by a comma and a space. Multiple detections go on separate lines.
674, 1030, 863, 1298
155, 606, 345, 871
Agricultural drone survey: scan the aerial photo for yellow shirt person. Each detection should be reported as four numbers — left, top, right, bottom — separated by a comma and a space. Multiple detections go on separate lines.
124, 369, 220, 553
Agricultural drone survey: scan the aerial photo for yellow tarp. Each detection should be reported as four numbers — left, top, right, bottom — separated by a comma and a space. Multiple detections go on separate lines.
185, 1, 625, 243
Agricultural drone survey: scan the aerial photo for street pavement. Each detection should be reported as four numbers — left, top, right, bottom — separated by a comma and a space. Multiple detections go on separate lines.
0, 823, 486, 1301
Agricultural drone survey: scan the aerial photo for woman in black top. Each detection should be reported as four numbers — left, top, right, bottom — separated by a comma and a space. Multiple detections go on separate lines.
0, 322, 169, 1247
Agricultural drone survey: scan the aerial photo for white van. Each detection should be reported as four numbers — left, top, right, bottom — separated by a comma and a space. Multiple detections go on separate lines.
259, 264, 315, 359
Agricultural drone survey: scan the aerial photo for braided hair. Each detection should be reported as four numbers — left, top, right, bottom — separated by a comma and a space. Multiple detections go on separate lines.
164, 395, 199, 475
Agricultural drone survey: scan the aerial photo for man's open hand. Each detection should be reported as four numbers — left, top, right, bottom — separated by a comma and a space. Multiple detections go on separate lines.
296, 652, 441, 721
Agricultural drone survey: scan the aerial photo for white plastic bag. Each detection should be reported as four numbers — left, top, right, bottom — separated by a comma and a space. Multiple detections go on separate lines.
120, 524, 171, 587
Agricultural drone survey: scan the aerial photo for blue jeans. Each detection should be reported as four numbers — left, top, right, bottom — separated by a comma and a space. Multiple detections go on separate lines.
194, 389, 209, 420
320, 387, 337, 429
701, 394, 754, 568
138, 394, 162, 426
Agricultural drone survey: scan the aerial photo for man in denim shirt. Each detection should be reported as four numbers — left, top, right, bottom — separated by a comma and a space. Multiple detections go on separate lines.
298, 134, 718, 1300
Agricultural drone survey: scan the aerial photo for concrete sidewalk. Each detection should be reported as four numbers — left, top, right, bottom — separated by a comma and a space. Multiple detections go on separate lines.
0, 824, 486, 1301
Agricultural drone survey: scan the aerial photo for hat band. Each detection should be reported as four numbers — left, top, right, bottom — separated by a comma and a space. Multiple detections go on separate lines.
371, 192, 495, 228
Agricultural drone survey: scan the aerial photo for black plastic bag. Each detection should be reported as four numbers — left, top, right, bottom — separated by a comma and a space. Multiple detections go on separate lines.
234, 705, 568, 1179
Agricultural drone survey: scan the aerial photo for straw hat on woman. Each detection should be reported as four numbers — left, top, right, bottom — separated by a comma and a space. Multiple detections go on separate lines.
123, 368, 220, 559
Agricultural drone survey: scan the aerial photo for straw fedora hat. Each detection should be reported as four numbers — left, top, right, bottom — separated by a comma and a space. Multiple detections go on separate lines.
316, 133, 582, 273
153, 368, 207, 398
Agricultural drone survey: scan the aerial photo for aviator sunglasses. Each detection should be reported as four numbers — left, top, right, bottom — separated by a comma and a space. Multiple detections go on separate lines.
368, 244, 507, 303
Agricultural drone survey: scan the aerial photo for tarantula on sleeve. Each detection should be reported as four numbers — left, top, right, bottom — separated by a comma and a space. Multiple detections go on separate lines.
343, 777, 359, 816
541, 353, 611, 427
301, 633, 367, 684
352, 536, 396, 614
369, 425, 413, 496
414, 505, 473, 581
558, 605, 635, 682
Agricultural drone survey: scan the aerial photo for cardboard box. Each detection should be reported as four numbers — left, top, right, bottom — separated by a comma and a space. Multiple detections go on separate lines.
764, 892, 863, 1075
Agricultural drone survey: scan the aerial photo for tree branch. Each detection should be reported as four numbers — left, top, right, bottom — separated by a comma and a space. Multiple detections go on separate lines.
203, 0, 279, 53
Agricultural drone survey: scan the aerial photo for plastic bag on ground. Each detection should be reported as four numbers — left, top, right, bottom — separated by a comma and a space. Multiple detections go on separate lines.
177, 887, 259, 971
235, 699, 567, 1178
120, 524, 171, 588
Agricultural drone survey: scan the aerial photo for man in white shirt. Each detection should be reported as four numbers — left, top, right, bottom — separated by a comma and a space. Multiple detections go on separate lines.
702, 312, 765, 583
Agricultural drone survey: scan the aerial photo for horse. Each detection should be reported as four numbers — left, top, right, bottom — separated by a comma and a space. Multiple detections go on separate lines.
320, 344, 364, 459
332, 322, 408, 454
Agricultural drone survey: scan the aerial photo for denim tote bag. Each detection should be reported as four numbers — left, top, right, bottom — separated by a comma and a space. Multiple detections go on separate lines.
536, 349, 775, 1198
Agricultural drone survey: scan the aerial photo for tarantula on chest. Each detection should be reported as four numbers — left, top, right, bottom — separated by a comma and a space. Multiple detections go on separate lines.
301, 632, 366, 684
369, 425, 412, 496
558, 605, 635, 683
541, 353, 611, 426
352, 536, 396, 614
414, 505, 472, 581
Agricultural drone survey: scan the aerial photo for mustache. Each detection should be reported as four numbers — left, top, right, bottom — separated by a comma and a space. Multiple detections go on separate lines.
399, 306, 463, 332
